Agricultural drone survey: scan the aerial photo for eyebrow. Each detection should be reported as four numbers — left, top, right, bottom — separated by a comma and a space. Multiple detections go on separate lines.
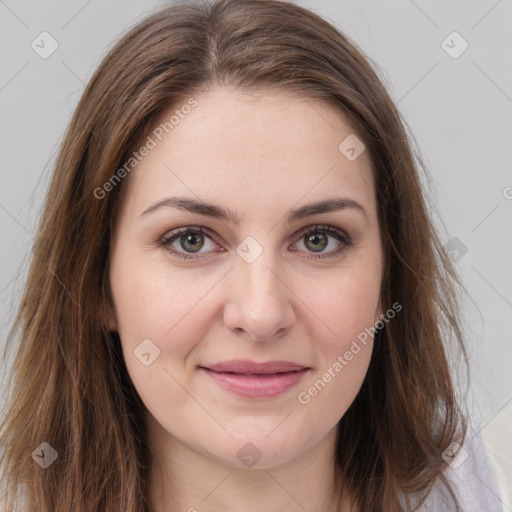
140, 196, 368, 225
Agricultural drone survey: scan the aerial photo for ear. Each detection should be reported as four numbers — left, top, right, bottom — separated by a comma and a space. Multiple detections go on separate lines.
106, 303, 118, 332
101, 291, 118, 332
374, 301, 383, 325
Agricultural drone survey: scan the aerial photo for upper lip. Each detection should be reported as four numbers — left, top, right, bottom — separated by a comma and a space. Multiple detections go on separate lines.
201, 359, 309, 374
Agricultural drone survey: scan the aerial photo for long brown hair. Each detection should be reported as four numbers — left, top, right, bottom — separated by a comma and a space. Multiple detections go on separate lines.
0, 0, 469, 510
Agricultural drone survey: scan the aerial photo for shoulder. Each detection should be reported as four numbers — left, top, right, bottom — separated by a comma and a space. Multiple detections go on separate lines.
400, 418, 507, 512
481, 406, 512, 511
424, 419, 506, 512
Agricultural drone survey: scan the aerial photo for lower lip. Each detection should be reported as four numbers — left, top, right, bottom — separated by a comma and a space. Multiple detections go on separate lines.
200, 367, 309, 398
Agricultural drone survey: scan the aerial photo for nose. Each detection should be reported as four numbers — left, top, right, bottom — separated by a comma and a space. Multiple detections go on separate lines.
222, 248, 296, 343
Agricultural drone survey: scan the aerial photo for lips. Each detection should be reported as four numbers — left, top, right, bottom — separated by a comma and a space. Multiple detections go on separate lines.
203, 359, 308, 375
199, 359, 310, 398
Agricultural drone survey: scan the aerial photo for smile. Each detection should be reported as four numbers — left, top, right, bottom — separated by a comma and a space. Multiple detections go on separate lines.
199, 364, 310, 398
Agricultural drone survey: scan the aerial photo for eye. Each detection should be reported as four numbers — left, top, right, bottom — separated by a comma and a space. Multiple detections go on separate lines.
159, 226, 220, 260
158, 224, 352, 261
292, 224, 352, 260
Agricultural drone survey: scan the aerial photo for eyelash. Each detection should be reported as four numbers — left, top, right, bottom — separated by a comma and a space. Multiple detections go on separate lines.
158, 224, 353, 261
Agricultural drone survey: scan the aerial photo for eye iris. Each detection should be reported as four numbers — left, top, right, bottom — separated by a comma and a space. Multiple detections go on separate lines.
305, 232, 327, 252
181, 232, 204, 252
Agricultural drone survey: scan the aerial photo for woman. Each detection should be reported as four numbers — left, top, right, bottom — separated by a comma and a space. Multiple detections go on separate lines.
0, 0, 502, 510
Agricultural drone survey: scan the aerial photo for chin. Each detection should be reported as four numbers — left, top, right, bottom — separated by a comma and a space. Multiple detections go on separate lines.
204, 426, 319, 470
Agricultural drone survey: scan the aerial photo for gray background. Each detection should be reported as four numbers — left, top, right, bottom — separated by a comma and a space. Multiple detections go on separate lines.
1, 0, 511, 436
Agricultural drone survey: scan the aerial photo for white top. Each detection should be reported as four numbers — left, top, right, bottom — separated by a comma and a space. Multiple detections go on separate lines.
481, 406, 512, 511
415, 410, 511, 512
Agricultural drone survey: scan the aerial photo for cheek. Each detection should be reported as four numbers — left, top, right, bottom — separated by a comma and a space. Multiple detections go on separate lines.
110, 257, 210, 411
294, 260, 379, 417
111, 249, 215, 343
296, 319, 374, 430
303, 262, 381, 343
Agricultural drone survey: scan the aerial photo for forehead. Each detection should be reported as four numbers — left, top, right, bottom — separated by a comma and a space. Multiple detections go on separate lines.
120, 86, 376, 220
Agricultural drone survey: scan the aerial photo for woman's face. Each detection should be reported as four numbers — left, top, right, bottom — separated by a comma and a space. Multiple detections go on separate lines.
109, 86, 383, 469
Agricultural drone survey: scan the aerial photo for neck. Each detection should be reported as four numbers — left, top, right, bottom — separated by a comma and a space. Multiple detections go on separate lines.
147, 416, 353, 512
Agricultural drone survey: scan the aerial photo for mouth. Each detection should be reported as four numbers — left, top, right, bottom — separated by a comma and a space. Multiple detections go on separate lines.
199, 360, 310, 398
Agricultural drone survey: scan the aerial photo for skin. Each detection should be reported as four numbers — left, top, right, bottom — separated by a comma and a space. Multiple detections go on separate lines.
108, 86, 384, 512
